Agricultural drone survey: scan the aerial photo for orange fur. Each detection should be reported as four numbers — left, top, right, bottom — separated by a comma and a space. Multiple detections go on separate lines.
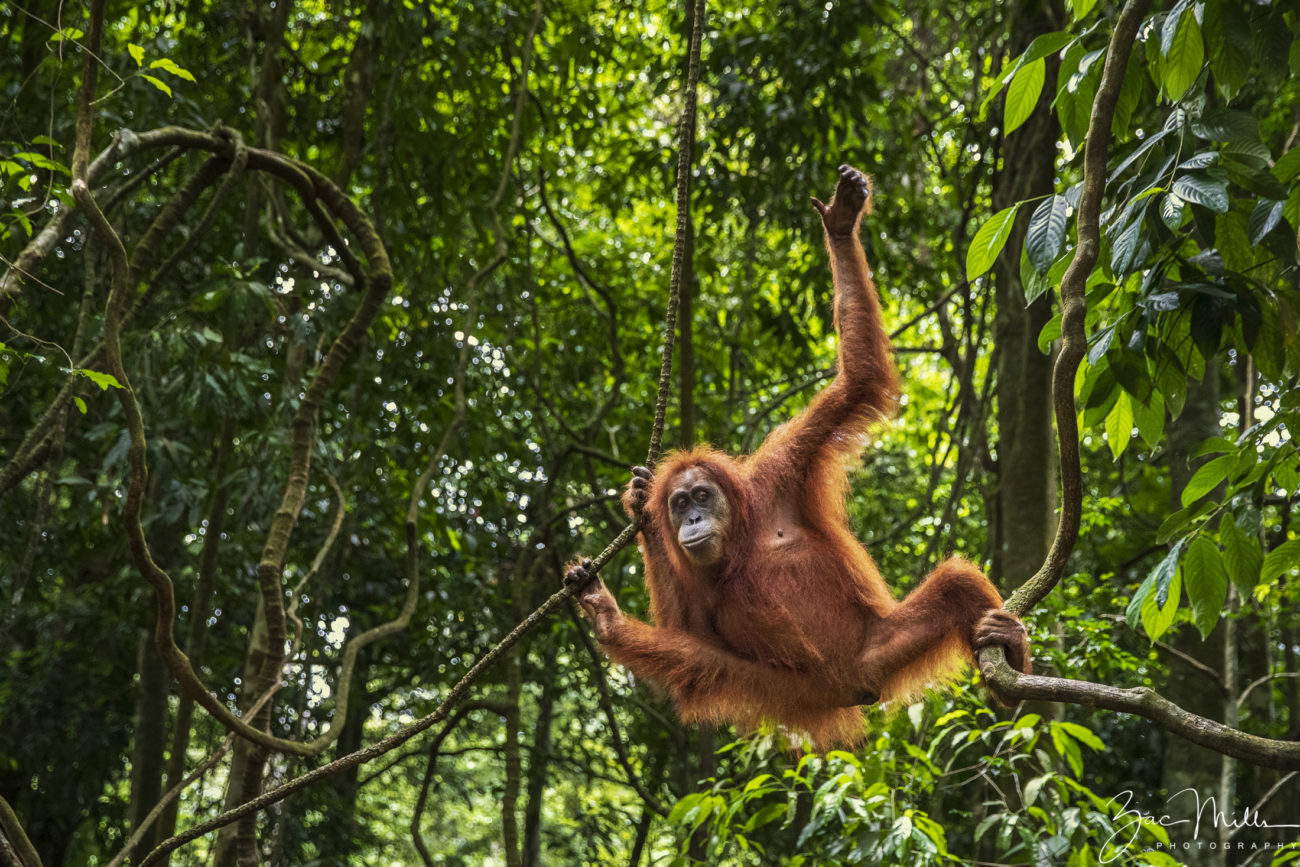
582, 170, 1031, 749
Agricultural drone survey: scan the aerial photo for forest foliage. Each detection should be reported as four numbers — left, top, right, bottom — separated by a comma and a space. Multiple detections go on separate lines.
1, 0, 1299, 865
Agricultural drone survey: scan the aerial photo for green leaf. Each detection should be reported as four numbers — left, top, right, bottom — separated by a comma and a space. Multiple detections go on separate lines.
1131, 389, 1165, 449
980, 31, 1075, 119
1204, 0, 1252, 101
1111, 50, 1144, 140
1109, 214, 1145, 278
1189, 294, 1222, 362
1070, 0, 1099, 21
1142, 564, 1182, 642
1180, 454, 1234, 507
1126, 572, 1155, 630
1183, 536, 1228, 639
1190, 108, 1259, 144
149, 57, 197, 83
12, 151, 70, 174
1004, 58, 1046, 135
1162, 8, 1203, 100
1038, 312, 1062, 353
1219, 513, 1261, 593
1154, 539, 1188, 605
1020, 247, 1050, 306
1110, 126, 1173, 181
1058, 43, 1100, 147
1261, 539, 1300, 585
73, 396, 87, 414
1216, 211, 1252, 272
141, 74, 173, 98
1177, 152, 1219, 170
1050, 722, 1084, 777
1224, 135, 1272, 164
1171, 175, 1229, 213
741, 803, 786, 833
1056, 721, 1105, 751
1247, 199, 1284, 245
128, 43, 145, 66
1272, 147, 1300, 183
1023, 774, 1051, 808
668, 792, 703, 824
966, 204, 1020, 282
77, 368, 124, 391
1026, 195, 1069, 273
1159, 193, 1185, 231
1160, 0, 1191, 55
1105, 391, 1133, 459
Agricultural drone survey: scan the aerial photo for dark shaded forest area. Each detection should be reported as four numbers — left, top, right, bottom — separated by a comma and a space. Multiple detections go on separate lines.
2, 0, 1299, 864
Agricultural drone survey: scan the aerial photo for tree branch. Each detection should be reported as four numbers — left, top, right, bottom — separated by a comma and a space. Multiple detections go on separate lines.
977, 668, 1300, 770
0, 797, 41, 867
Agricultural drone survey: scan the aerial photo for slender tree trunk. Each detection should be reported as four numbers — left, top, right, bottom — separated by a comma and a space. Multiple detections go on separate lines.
157, 420, 235, 861
126, 629, 168, 857
214, 601, 272, 867
983, 3, 1066, 776
336, 0, 388, 189
1161, 372, 1223, 867
240, 1, 291, 256
502, 652, 523, 867
1217, 585, 1239, 866
522, 646, 557, 867
627, 806, 653, 867
315, 655, 369, 863
991, 0, 1063, 588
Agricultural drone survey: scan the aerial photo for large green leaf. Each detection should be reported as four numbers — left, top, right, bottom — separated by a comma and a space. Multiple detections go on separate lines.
1190, 108, 1260, 144
1204, 0, 1252, 100
966, 204, 1020, 281
1159, 193, 1186, 231
1248, 199, 1284, 245
1180, 454, 1234, 507
1104, 391, 1134, 459
1219, 513, 1262, 593
1108, 214, 1145, 278
1025, 195, 1069, 274
1004, 58, 1045, 135
979, 31, 1076, 118
1141, 566, 1182, 642
1171, 175, 1229, 213
1183, 536, 1228, 639
1161, 5, 1202, 100
1159, 0, 1191, 54
1261, 539, 1300, 585
1128, 540, 1186, 631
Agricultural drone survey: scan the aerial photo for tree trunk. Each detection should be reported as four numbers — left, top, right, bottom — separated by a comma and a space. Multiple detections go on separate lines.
157, 420, 235, 861
522, 646, 557, 867
501, 651, 523, 867
314, 655, 369, 863
990, 0, 1063, 588
214, 601, 272, 867
1161, 372, 1224, 866
126, 628, 168, 858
